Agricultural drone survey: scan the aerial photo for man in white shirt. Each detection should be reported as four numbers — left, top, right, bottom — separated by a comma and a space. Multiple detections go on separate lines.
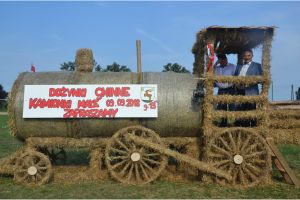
213, 54, 236, 126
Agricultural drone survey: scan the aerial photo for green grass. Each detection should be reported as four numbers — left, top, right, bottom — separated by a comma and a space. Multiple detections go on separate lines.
0, 115, 300, 199
0, 105, 7, 112
0, 115, 22, 158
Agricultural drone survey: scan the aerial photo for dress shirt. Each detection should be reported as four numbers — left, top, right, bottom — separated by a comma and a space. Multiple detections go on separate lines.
214, 63, 236, 89
239, 61, 252, 76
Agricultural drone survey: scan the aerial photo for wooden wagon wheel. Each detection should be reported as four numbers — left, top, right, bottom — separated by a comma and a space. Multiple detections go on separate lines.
105, 126, 167, 185
206, 129, 271, 187
14, 150, 53, 186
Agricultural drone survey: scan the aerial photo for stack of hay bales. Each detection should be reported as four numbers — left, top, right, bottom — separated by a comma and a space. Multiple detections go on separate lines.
269, 101, 300, 145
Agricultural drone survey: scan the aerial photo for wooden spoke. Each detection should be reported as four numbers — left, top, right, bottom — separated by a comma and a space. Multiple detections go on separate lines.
116, 139, 130, 152
106, 126, 167, 185
110, 147, 128, 155
143, 157, 161, 165
135, 163, 141, 182
111, 159, 127, 170
245, 163, 261, 176
219, 137, 232, 152
239, 166, 245, 184
236, 131, 242, 151
244, 143, 259, 154
241, 135, 252, 152
36, 166, 48, 170
243, 166, 257, 181
143, 152, 160, 157
211, 144, 231, 157
127, 163, 134, 181
119, 162, 131, 176
232, 169, 238, 184
36, 173, 42, 181
244, 151, 265, 159
140, 160, 155, 173
14, 151, 52, 186
139, 163, 150, 180
109, 155, 128, 161
212, 159, 230, 167
228, 132, 237, 152
207, 129, 271, 188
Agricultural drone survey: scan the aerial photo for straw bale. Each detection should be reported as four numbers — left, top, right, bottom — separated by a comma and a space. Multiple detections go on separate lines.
75, 48, 94, 72
213, 76, 264, 86
193, 44, 205, 76
89, 147, 105, 171
53, 166, 109, 183
210, 95, 266, 104
7, 73, 27, 137
261, 29, 273, 77
193, 26, 275, 55
269, 128, 300, 145
0, 148, 26, 175
26, 137, 108, 149
269, 110, 300, 119
270, 119, 300, 129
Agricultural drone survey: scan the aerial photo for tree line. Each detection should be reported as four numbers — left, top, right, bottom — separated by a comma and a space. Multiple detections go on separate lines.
0, 85, 8, 109
60, 60, 190, 73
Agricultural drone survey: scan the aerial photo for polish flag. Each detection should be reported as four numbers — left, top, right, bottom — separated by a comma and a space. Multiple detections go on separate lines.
31, 65, 36, 73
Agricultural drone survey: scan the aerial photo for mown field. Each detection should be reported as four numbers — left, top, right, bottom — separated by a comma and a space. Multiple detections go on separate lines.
0, 115, 300, 198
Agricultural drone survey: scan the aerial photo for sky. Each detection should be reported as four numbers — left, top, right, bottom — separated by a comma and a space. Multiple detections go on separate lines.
0, 1, 300, 100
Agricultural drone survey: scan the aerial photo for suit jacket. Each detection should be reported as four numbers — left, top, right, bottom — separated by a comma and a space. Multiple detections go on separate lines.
234, 62, 263, 95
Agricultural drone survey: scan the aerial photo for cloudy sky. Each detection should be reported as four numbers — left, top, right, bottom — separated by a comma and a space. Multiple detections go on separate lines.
0, 1, 299, 100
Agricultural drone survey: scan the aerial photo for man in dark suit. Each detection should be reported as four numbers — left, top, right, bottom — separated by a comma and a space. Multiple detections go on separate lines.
234, 49, 262, 126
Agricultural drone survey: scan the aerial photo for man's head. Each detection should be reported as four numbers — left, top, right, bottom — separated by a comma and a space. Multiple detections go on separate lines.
217, 54, 228, 67
243, 49, 253, 64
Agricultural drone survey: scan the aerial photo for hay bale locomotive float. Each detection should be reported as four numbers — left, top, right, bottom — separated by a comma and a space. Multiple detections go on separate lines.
0, 26, 276, 187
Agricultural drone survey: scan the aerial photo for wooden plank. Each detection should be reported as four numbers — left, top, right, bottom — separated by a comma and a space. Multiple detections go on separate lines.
267, 137, 300, 188
274, 158, 293, 184
136, 40, 142, 84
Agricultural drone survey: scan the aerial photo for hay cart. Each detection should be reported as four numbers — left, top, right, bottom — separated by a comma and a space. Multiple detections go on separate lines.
0, 26, 275, 188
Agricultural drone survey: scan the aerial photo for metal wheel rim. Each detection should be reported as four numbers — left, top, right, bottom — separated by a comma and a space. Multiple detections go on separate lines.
105, 125, 167, 185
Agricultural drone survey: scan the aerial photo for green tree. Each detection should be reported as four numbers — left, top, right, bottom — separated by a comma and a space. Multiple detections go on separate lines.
93, 60, 102, 72
60, 60, 102, 71
60, 61, 76, 71
162, 63, 190, 73
103, 62, 131, 72
0, 84, 8, 109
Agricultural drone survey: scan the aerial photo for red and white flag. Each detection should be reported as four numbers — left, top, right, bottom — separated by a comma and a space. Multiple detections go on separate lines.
31, 65, 36, 73
206, 43, 215, 72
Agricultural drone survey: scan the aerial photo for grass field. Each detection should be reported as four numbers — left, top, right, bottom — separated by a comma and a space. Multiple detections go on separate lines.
0, 115, 300, 198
